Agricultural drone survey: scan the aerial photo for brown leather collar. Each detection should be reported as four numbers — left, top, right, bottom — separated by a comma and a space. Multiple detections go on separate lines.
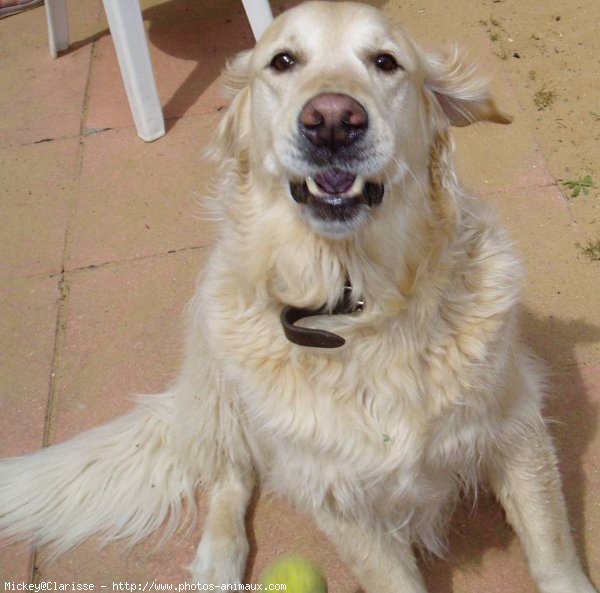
280, 285, 363, 348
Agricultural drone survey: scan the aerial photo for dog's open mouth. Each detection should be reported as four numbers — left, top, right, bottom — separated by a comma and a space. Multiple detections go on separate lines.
289, 169, 384, 227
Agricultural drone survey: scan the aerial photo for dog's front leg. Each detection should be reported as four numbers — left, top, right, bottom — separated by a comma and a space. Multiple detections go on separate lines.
487, 421, 598, 593
189, 466, 255, 585
174, 309, 257, 584
313, 508, 429, 593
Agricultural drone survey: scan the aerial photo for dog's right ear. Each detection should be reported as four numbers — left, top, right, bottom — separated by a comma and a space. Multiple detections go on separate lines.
206, 50, 252, 162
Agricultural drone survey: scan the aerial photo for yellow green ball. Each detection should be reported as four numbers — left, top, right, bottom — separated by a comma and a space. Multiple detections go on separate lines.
260, 555, 328, 593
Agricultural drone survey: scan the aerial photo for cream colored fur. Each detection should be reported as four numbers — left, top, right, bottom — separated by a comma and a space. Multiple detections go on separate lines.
0, 3, 597, 592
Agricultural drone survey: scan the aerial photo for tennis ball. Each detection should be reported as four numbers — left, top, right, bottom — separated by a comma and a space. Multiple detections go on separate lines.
260, 555, 328, 593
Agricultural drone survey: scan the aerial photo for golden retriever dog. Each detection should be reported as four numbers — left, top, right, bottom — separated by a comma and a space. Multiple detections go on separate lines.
0, 2, 597, 592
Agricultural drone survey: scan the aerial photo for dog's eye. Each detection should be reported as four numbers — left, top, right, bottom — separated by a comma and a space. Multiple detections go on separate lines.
270, 52, 297, 72
374, 53, 402, 72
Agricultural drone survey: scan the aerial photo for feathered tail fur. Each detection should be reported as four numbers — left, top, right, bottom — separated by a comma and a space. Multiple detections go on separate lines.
0, 392, 198, 557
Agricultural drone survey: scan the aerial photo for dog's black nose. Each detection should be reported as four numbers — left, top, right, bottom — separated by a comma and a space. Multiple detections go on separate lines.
299, 93, 368, 151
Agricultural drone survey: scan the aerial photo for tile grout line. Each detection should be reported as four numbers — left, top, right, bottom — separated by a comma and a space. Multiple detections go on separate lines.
43, 35, 96, 472
44, 38, 100, 447
1, 243, 210, 285
40, 274, 71, 448
40, 41, 96, 448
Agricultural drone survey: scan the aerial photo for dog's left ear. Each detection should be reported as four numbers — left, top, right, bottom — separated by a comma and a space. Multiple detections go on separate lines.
221, 49, 252, 99
423, 48, 512, 127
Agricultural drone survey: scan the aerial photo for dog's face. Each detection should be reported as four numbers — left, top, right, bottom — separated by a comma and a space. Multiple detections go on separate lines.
215, 1, 510, 239
250, 2, 424, 238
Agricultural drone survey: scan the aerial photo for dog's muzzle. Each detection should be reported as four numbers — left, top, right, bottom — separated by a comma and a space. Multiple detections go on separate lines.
290, 93, 385, 227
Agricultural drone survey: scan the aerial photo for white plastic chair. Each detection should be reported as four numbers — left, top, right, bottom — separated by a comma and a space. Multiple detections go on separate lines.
44, 0, 273, 142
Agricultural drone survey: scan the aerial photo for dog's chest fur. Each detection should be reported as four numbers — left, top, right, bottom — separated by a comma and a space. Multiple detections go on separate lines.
200, 205, 522, 550
227, 313, 516, 553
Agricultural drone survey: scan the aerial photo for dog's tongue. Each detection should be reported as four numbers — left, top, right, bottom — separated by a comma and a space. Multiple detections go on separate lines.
314, 169, 356, 195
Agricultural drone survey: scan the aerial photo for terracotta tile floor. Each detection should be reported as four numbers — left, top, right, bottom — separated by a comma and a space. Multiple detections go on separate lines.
0, 1, 598, 591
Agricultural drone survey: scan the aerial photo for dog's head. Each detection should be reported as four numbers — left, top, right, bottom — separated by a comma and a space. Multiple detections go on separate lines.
210, 1, 510, 239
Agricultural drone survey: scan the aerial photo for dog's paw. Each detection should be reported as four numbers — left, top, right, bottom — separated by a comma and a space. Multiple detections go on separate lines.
188, 532, 249, 586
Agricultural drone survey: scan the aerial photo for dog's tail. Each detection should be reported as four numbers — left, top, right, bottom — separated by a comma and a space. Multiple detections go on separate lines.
0, 392, 199, 557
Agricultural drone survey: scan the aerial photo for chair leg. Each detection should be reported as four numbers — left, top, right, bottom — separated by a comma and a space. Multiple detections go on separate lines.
45, 0, 69, 58
240, 0, 273, 40
102, 0, 165, 142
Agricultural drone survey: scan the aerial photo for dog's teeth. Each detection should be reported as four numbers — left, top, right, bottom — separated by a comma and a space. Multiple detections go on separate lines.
305, 175, 365, 198
306, 176, 323, 197
347, 176, 365, 197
